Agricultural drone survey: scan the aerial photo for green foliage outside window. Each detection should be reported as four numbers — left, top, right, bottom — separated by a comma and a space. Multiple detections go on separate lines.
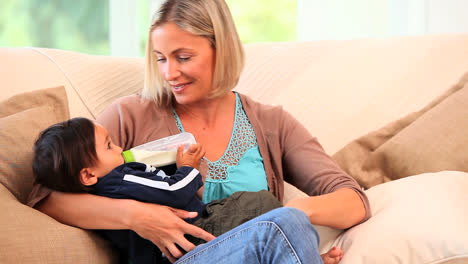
226, 0, 297, 43
0, 0, 296, 56
0, 0, 109, 55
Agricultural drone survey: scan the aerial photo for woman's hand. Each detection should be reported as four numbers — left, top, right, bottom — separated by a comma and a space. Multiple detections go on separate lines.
128, 201, 215, 263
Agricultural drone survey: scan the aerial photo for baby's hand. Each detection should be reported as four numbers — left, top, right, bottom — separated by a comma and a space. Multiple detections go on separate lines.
176, 144, 205, 169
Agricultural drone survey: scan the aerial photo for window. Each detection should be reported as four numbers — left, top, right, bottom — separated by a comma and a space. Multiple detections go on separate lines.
0, 0, 110, 55
2, 1, 467, 56
225, 0, 297, 43
0, 0, 297, 57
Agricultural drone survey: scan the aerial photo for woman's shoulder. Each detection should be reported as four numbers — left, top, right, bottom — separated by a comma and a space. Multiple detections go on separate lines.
112, 94, 153, 107
97, 94, 173, 150
238, 92, 288, 119
238, 93, 284, 113
238, 92, 300, 129
105, 94, 169, 115
97, 94, 170, 127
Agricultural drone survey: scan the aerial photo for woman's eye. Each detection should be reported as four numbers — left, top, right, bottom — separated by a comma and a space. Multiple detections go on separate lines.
156, 55, 166, 62
178, 56, 190, 62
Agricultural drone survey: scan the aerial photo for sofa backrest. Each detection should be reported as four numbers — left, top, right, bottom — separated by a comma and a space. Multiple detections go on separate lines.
0, 47, 143, 120
236, 34, 468, 153
2, 34, 468, 154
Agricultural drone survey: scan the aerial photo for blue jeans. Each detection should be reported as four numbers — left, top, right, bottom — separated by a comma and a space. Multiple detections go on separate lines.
175, 207, 324, 264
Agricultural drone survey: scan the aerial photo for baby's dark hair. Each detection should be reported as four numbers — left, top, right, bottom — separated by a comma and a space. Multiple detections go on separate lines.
32, 117, 98, 192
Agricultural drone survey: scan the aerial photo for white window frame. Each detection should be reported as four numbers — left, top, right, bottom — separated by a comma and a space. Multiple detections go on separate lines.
297, 0, 428, 40
109, 0, 163, 57
297, 0, 468, 41
109, 0, 139, 57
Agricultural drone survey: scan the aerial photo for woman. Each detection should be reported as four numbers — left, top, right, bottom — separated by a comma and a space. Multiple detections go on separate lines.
29, 0, 370, 263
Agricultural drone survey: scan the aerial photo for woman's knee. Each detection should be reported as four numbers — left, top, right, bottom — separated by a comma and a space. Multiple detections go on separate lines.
266, 207, 307, 221
262, 207, 318, 235
258, 207, 321, 253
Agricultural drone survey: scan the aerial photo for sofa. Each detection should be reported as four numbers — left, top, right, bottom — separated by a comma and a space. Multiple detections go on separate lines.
1, 34, 467, 263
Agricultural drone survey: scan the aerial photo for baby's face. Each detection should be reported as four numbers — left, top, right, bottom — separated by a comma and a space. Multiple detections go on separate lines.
92, 123, 124, 178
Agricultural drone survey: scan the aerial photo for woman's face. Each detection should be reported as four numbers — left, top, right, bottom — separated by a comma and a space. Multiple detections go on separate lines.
151, 22, 216, 105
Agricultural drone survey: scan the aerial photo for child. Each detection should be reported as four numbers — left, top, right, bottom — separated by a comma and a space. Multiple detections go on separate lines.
32, 117, 281, 264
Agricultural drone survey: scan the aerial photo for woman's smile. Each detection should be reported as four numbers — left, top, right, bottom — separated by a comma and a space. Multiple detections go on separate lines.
171, 82, 192, 93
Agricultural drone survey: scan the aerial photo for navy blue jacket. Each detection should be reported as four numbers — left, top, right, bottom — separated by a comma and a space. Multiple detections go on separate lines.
91, 162, 205, 264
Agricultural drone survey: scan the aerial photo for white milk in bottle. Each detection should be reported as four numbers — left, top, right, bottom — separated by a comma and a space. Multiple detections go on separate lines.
121, 132, 196, 167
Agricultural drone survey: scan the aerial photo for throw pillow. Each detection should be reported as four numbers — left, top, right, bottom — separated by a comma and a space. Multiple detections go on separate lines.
0, 86, 69, 203
333, 72, 468, 188
331, 171, 468, 264
373, 82, 467, 182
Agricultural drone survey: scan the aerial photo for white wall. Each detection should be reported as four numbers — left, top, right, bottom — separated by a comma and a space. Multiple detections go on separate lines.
427, 0, 468, 34
297, 0, 391, 40
297, 0, 468, 41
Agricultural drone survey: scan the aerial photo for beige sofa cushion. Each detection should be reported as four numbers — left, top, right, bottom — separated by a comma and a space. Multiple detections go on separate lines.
333, 171, 468, 264
0, 86, 117, 263
0, 183, 117, 263
334, 72, 468, 188
0, 86, 69, 203
287, 171, 468, 263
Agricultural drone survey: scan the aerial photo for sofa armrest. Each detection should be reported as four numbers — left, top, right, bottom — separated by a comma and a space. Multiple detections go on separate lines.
0, 184, 118, 264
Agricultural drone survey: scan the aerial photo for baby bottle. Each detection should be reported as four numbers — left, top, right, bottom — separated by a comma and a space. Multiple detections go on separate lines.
121, 132, 196, 167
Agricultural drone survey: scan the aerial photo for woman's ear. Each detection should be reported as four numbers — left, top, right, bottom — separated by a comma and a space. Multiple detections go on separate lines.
79, 168, 98, 186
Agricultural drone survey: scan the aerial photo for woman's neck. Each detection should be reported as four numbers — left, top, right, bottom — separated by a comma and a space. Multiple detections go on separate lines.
174, 92, 236, 128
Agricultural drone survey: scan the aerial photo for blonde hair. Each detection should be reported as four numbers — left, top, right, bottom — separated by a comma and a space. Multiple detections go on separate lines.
142, 0, 245, 106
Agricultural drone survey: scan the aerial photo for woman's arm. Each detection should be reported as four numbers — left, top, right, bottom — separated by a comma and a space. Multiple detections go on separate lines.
276, 110, 371, 229
284, 188, 366, 229
36, 191, 215, 262
37, 191, 132, 229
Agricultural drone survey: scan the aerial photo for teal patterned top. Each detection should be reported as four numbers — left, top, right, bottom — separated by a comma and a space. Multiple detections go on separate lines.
173, 93, 268, 203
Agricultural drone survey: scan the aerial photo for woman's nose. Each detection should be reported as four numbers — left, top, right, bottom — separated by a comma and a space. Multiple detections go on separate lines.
163, 60, 181, 81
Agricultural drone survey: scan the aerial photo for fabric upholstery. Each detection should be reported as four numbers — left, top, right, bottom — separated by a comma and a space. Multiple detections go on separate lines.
0, 48, 93, 119
0, 86, 118, 263
333, 72, 468, 188
332, 171, 468, 264
0, 183, 117, 263
0, 86, 69, 203
31, 48, 144, 117
287, 171, 468, 264
235, 35, 468, 154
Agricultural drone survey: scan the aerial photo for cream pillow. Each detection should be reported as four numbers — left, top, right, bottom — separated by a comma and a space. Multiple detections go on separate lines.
333, 171, 468, 264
